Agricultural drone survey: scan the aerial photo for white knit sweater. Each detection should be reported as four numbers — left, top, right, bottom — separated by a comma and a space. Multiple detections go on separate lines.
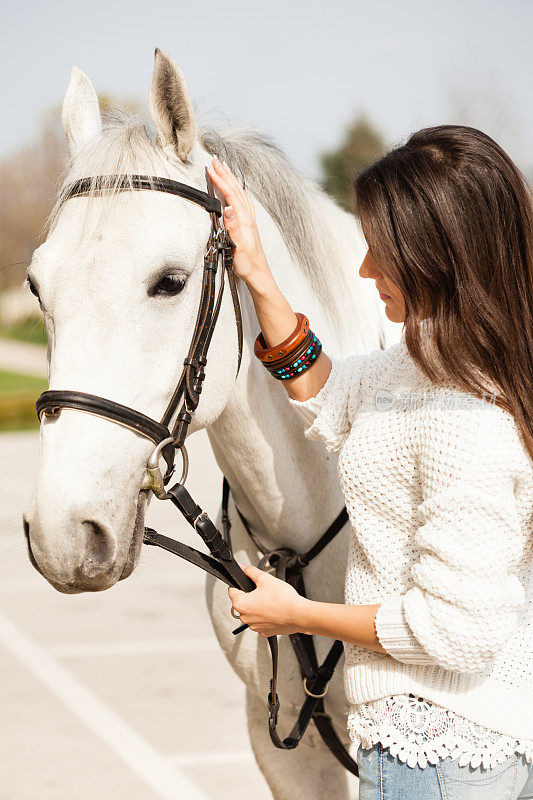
287, 328, 533, 754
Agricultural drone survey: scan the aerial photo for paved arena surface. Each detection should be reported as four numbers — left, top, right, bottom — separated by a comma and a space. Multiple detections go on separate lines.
0, 339, 48, 378
0, 428, 277, 800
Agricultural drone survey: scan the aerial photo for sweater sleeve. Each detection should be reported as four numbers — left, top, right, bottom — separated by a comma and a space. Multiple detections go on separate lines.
286, 354, 369, 454
374, 402, 527, 673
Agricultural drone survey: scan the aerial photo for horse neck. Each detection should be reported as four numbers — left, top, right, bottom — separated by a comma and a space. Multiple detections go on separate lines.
206, 196, 354, 553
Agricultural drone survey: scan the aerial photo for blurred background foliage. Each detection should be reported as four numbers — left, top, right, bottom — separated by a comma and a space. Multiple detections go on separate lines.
319, 112, 386, 213
0, 94, 143, 294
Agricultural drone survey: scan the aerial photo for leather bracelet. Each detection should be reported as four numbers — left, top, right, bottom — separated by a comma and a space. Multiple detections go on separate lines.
265, 329, 314, 370
254, 312, 309, 363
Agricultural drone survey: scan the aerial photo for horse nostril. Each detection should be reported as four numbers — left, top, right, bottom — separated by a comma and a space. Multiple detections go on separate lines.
80, 520, 116, 577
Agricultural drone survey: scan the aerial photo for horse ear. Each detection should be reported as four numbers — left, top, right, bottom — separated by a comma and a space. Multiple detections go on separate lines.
61, 66, 102, 158
149, 48, 197, 163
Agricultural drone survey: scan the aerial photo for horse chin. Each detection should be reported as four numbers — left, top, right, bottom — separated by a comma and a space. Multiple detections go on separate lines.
119, 491, 148, 581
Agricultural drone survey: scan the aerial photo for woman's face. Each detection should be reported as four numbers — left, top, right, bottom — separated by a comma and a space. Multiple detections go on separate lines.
359, 249, 406, 323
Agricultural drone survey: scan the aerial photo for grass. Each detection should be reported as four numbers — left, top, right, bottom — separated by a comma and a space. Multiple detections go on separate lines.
0, 316, 47, 345
0, 370, 47, 391
0, 370, 48, 432
0, 315, 48, 430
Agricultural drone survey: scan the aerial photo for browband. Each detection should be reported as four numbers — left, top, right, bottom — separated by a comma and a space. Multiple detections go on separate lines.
63, 175, 223, 216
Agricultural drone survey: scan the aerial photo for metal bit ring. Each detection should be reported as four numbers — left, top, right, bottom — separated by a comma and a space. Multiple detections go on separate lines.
142, 437, 189, 499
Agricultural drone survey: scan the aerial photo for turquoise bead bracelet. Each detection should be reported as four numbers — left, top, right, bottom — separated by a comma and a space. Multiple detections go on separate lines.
254, 313, 323, 381
272, 335, 322, 380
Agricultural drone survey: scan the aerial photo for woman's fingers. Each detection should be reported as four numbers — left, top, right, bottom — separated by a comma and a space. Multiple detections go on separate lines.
208, 158, 256, 222
207, 158, 246, 209
205, 165, 232, 205
205, 155, 268, 284
216, 157, 245, 194
205, 160, 233, 199
208, 159, 254, 233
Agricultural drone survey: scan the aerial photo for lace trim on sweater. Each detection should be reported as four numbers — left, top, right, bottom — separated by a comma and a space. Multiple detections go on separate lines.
348, 694, 533, 770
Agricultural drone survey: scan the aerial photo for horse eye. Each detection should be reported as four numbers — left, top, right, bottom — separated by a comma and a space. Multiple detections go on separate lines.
150, 274, 187, 297
27, 278, 40, 300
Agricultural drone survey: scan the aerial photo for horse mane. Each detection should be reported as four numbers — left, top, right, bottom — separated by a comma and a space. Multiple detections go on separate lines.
199, 126, 364, 338
47, 108, 378, 343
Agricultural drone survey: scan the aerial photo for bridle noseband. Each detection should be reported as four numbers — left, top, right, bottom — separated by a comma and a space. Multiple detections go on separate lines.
35, 171, 244, 494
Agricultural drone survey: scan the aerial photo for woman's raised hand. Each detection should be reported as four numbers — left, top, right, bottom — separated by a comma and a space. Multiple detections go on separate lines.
206, 155, 269, 285
206, 155, 299, 353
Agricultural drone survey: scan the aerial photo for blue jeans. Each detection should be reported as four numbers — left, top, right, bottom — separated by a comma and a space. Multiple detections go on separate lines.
357, 742, 533, 800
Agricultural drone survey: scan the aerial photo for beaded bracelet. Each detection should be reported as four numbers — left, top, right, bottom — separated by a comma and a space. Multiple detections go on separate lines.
272, 334, 322, 380
254, 312, 322, 381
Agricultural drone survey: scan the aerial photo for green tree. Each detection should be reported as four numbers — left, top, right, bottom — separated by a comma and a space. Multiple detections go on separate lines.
319, 111, 386, 213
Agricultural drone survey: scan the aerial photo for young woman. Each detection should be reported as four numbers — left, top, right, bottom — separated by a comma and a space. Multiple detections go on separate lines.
206, 125, 533, 800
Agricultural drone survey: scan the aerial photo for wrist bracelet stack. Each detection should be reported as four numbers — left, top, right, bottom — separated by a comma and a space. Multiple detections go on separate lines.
254, 312, 322, 380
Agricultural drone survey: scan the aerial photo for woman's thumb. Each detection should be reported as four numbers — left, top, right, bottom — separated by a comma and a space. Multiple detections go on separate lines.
239, 563, 264, 583
224, 205, 234, 220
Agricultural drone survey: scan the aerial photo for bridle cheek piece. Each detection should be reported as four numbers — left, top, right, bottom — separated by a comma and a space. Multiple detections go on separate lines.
35, 170, 243, 494
34, 169, 359, 777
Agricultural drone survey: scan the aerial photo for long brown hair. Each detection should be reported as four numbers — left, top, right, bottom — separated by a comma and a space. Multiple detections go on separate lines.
353, 124, 533, 460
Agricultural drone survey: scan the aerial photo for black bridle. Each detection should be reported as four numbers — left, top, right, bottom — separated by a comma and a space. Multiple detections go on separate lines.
37, 172, 243, 484
34, 170, 358, 777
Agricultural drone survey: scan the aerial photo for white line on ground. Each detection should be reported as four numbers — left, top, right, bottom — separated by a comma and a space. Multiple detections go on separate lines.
167, 750, 255, 767
50, 637, 219, 658
0, 608, 210, 800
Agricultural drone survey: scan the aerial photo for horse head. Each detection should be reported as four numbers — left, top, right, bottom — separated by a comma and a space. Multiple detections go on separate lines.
23, 50, 243, 592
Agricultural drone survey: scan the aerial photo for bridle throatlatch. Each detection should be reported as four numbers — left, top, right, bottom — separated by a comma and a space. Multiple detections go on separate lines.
34, 169, 358, 777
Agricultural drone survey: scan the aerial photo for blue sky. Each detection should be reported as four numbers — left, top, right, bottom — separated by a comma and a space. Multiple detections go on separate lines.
1, 0, 531, 179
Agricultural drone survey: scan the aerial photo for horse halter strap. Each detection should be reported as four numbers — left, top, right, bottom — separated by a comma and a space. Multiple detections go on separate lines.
35, 171, 244, 488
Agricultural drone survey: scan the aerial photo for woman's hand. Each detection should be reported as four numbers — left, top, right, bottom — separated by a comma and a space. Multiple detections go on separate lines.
228, 564, 306, 637
229, 564, 387, 654
206, 155, 270, 285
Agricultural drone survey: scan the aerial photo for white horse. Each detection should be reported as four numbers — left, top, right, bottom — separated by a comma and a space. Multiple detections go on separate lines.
23, 50, 398, 800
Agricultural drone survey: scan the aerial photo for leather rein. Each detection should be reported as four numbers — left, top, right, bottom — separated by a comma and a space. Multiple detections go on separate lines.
34, 170, 358, 777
